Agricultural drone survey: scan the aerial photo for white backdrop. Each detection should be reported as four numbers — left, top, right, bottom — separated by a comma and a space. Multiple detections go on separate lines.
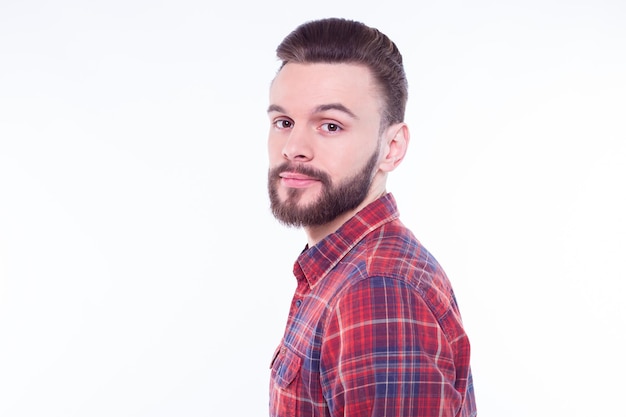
1, 1, 625, 416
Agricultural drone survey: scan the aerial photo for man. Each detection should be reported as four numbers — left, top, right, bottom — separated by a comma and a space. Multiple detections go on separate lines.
267, 18, 476, 417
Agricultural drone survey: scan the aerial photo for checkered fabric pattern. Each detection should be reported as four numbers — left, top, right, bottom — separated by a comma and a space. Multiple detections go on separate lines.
270, 193, 476, 417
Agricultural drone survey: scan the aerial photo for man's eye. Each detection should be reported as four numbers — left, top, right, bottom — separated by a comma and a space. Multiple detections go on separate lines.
274, 120, 293, 129
321, 123, 341, 132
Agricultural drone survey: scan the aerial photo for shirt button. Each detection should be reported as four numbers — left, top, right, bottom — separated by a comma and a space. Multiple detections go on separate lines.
295, 299, 302, 308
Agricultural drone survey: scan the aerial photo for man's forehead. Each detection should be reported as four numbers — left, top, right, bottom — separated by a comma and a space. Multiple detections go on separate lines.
269, 62, 382, 112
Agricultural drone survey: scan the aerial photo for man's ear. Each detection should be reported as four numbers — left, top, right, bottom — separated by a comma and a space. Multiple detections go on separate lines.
379, 123, 410, 173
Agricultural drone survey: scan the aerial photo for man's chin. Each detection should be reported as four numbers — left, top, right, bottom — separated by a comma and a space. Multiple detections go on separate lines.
277, 185, 323, 205
276, 199, 318, 216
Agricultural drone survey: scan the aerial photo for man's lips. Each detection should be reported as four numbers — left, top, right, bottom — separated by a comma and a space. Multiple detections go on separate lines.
279, 172, 321, 188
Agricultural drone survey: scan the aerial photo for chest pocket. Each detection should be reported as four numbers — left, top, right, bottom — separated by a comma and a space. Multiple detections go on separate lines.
270, 345, 302, 389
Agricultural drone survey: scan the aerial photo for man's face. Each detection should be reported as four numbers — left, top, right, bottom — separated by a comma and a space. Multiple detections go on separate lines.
267, 63, 384, 227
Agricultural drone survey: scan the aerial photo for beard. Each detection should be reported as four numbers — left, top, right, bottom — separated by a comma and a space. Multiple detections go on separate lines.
267, 149, 380, 227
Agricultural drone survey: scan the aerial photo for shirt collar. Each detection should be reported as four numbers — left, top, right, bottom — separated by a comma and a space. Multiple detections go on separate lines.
293, 193, 400, 288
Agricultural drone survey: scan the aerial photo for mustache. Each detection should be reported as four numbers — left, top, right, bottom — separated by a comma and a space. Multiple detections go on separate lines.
268, 162, 332, 185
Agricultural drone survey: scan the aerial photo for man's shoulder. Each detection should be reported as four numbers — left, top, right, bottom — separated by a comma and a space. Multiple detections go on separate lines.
352, 220, 455, 310
361, 219, 435, 277
323, 218, 453, 305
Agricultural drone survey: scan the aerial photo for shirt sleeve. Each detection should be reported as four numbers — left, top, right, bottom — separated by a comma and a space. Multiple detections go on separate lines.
320, 276, 463, 417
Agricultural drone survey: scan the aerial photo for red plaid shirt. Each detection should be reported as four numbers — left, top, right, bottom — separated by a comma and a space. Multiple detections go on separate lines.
269, 193, 476, 417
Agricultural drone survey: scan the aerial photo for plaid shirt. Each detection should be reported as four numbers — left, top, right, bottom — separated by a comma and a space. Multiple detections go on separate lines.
269, 193, 476, 417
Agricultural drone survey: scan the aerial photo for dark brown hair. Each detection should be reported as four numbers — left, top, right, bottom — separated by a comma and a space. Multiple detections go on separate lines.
276, 18, 408, 129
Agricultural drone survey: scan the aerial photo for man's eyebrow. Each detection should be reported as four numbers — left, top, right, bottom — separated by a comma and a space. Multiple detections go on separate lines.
266, 103, 358, 119
267, 104, 285, 114
314, 103, 358, 119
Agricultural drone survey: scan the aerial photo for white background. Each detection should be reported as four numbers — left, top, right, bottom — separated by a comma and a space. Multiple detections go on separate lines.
1, 1, 625, 416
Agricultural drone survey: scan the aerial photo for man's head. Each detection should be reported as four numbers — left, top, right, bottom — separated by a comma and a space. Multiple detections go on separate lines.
276, 17, 408, 131
267, 18, 410, 233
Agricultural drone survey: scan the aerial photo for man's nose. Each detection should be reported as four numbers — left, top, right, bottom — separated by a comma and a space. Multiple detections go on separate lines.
282, 125, 313, 162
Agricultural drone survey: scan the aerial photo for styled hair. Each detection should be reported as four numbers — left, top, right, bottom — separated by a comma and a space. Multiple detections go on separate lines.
276, 18, 408, 129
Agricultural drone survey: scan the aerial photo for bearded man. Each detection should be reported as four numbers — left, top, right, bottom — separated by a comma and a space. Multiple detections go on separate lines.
266, 18, 477, 417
